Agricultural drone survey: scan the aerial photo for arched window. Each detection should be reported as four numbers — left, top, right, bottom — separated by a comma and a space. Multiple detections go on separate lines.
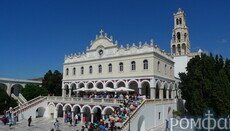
184, 33, 187, 40
165, 64, 167, 75
170, 67, 172, 76
177, 32, 181, 42
119, 62, 123, 72
131, 61, 136, 71
157, 61, 160, 72
73, 67, 76, 75
66, 68, 69, 76
173, 34, 176, 41
143, 60, 148, 69
176, 18, 179, 25
98, 65, 102, 73
108, 64, 112, 72
81, 67, 84, 75
179, 18, 182, 24
89, 66, 92, 74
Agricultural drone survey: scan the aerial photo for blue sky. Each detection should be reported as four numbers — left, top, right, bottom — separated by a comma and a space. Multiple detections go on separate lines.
0, 0, 230, 79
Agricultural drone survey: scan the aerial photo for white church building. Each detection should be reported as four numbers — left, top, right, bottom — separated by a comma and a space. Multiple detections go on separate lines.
4, 8, 202, 131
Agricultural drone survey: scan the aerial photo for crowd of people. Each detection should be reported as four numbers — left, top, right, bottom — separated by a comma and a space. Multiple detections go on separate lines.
60, 93, 146, 131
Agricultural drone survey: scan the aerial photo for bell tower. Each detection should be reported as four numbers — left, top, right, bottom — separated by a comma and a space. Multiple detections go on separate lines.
171, 8, 190, 56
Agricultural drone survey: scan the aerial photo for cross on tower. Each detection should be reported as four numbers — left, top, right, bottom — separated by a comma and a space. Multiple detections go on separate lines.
100, 29, 104, 36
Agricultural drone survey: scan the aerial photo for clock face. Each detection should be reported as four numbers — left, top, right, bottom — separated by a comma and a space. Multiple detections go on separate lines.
98, 50, 103, 56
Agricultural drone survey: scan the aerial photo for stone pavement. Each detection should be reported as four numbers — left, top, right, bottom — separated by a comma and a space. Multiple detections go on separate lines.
0, 117, 84, 131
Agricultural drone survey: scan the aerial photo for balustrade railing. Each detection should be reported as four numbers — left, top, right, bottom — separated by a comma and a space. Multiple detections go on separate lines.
47, 96, 125, 104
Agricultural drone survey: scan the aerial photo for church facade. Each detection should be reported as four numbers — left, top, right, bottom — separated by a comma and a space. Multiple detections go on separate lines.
62, 30, 178, 99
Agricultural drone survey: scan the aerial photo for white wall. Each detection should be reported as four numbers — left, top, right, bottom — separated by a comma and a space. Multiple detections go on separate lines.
173, 56, 188, 78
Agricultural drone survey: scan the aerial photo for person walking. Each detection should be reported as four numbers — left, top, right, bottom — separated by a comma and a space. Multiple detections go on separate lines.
13, 114, 17, 125
74, 113, 78, 126
28, 116, 32, 126
69, 117, 72, 126
9, 118, 13, 129
165, 119, 170, 131
54, 119, 60, 131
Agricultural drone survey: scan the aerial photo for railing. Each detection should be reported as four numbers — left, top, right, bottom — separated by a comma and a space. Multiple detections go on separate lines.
19, 93, 27, 103
11, 93, 23, 105
6, 96, 47, 115
47, 96, 125, 105
121, 99, 176, 130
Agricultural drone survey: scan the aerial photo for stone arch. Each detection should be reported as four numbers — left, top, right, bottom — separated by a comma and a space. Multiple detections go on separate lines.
182, 43, 186, 55
48, 103, 55, 118
11, 84, 23, 96
163, 83, 168, 99
92, 106, 102, 122
73, 104, 81, 120
70, 83, 77, 97
116, 81, 125, 88
177, 44, 181, 55
36, 107, 45, 118
172, 45, 176, 54
141, 81, 150, 98
96, 82, 103, 89
87, 82, 94, 89
105, 81, 114, 88
78, 83, 85, 88
138, 115, 145, 131
155, 81, 161, 99
81, 105, 91, 122
0, 83, 7, 92
102, 106, 114, 115
63, 104, 72, 111
56, 104, 63, 118
128, 80, 139, 95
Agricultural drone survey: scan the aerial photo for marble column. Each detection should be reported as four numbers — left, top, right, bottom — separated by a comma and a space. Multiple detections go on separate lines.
81, 112, 84, 123
138, 87, 142, 95
91, 113, 94, 123
71, 111, 74, 119
102, 114, 105, 120
69, 88, 72, 97
160, 89, 163, 100
63, 110, 66, 123
166, 90, 169, 99
150, 88, 155, 99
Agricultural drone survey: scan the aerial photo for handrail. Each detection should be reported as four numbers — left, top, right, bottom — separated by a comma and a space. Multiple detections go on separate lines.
6, 96, 47, 115
121, 99, 176, 130
19, 93, 27, 103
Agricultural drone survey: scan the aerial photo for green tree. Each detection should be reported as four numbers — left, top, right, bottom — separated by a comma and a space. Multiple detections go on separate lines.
42, 70, 62, 96
179, 53, 230, 116
0, 88, 17, 115
20, 84, 48, 101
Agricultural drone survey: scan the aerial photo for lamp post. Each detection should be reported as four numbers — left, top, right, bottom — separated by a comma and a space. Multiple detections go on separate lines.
128, 112, 131, 131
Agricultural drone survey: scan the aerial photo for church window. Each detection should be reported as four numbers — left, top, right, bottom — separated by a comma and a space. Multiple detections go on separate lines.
179, 18, 182, 24
165, 64, 167, 75
173, 34, 175, 41
157, 61, 160, 72
81, 67, 84, 75
176, 18, 179, 25
89, 66, 92, 74
66, 68, 69, 76
108, 64, 112, 72
73, 67, 76, 75
177, 32, 181, 42
99, 65, 102, 73
131, 61, 136, 71
119, 62, 123, 72
170, 67, 172, 76
143, 60, 148, 69
184, 33, 187, 40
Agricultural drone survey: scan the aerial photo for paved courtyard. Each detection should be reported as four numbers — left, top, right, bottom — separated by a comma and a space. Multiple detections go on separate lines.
0, 117, 84, 131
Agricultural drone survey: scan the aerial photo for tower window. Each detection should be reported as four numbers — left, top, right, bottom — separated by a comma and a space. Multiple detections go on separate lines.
184, 33, 187, 40
165, 64, 167, 75
98, 65, 102, 73
81, 67, 84, 75
177, 32, 181, 42
179, 18, 182, 24
73, 67, 76, 75
176, 18, 179, 25
108, 64, 112, 72
66, 68, 69, 76
143, 60, 148, 70
157, 61, 160, 72
119, 62, 123, 72
131, 61, 136, 71
89, 66, 92, 74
